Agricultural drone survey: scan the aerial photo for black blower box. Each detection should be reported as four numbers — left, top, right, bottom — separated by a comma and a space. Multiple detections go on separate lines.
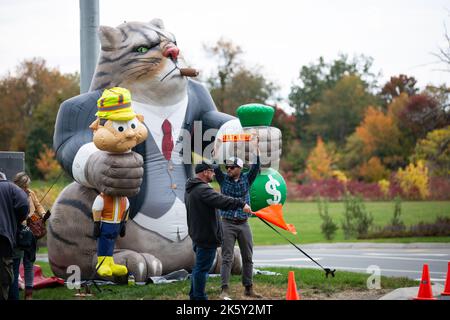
0, 151, 25, 180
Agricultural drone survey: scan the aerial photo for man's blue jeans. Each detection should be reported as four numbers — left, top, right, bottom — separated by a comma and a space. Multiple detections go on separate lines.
189, 244, 216, 300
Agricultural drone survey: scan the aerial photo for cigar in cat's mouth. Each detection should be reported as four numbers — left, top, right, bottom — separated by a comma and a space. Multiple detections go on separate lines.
179, 68, 199, 77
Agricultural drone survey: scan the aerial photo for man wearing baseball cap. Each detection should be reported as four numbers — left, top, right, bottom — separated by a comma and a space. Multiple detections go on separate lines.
214, 150, 261, 299
185, 162, 252, 300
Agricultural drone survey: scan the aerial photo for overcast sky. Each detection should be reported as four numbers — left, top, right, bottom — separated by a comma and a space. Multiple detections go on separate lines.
1, 0, 449, 110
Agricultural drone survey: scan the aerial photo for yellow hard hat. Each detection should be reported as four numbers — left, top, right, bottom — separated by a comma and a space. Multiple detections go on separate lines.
96, 87, 136, 121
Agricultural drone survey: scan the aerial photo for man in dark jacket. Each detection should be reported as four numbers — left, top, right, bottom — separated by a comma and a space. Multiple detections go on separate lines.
185, 162, 251, 300
0, 171, 29, 300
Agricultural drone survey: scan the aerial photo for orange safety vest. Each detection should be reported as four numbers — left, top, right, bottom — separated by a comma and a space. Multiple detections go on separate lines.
100, 195, 128, 223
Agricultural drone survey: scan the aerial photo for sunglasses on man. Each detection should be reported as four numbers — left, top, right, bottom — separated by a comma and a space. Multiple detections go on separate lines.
225, 165, 239, 170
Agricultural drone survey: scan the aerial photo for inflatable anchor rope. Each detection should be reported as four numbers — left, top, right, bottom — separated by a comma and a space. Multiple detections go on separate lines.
257, 216, 336, 278
85, 256, 107, 293
38, 170, 65, 204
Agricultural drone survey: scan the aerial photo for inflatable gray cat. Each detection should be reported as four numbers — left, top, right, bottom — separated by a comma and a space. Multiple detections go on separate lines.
49, 18, 281, 281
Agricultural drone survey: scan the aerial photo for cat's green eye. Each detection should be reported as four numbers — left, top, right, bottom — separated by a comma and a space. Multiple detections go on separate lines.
136, 46, 149, 54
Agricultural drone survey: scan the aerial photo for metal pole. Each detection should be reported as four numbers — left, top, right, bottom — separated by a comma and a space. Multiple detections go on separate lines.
80, 0, 99, 93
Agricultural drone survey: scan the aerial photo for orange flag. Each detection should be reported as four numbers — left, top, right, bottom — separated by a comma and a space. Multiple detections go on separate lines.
253, 204, 297, 235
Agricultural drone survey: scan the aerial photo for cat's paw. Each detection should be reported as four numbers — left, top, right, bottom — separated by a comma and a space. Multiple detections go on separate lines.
113, 249, 163, 282
85, 151, 144, 197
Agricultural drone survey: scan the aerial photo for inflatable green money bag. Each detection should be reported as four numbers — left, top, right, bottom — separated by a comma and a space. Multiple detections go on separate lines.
250, 167, 287, 211
236, 104, 287, 211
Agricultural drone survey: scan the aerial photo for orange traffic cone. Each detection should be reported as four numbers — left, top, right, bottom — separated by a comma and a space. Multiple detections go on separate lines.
441, 261, 450, 296
413, 264, 437, 300
286, 271, 300, 300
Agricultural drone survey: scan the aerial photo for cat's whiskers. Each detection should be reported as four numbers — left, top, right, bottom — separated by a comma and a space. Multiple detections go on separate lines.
133, 57, 161, 62
124, 64, 154, 73
127, 68, 150, 79
159, 65, 179, 82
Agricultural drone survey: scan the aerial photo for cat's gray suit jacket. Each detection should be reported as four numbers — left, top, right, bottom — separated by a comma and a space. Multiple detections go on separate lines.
53, 79, 234, 220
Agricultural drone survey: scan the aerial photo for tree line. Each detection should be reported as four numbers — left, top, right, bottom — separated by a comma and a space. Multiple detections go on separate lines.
204, 39, 449, 187
0, 40, 448, 190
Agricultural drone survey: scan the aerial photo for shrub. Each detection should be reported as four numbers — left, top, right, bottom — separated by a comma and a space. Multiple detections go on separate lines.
390, 197, 406, 231
331, 170, 348, 184
363, 216, 450, 239
428, 177, 450, 200
341, 196, 355, 239
341, 195, 374, 239
317, 198, 338, 240
295, 179, 346, 201
409, 217, 450, 237
284, 174, 449, 201
378, 179, 390, 199
346, 180, 385, 200
395, 160, 430, 200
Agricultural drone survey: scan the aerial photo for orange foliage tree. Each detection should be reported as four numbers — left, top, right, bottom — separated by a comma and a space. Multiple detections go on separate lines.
0, 58, 79, 177
35, 144, 62, 181
355, 106, 403, 169
305, 136, 334, 181
358, 156, 390, 182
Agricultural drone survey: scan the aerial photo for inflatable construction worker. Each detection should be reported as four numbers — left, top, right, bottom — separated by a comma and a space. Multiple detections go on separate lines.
89, 87, 149, 277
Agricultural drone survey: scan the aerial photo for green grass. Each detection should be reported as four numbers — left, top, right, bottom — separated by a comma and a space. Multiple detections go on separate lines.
37, 246, 48, 254
31, 262, 418, 300
29, 178, 450, 245
249, 201, 450, 245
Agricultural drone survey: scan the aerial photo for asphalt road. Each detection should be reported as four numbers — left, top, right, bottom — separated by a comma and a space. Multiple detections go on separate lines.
253, 243, 450, 282
37, 243, 449, 282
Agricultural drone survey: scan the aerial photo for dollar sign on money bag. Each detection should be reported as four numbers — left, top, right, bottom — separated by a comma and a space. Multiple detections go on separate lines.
250, 168, 287, 212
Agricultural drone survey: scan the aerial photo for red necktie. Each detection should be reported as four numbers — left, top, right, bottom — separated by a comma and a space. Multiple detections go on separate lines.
162, 119, 173, 161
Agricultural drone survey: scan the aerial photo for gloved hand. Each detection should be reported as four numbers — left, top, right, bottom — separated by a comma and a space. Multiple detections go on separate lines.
120, 222, 126, 237
93, 221, 101, 238
85, 151, 144, 197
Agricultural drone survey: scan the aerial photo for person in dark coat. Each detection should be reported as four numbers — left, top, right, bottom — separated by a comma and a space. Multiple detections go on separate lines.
185, 162, 251, 300
0, 171, 29, 300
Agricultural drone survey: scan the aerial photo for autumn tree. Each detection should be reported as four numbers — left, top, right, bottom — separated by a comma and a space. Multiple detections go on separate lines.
355, 106, 403, 167
424, 84, 450, 113
204, 39, 278, 115
271, 105, 299, 168
338, 132, 366, 178
305, 136, 334, 181
35, 145, 62, 181
289, 54, 379, 144
204, 38, 243, 112
398, 94, 448, 141
358, 156, 390, 182
305, 75, 378, 146
0, 58, 79, 176
412, 125, 450, 178
340, 103, 404, 176
432, 22, 450, 72
281, 139, 309, 176
380, 74, 418, 106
